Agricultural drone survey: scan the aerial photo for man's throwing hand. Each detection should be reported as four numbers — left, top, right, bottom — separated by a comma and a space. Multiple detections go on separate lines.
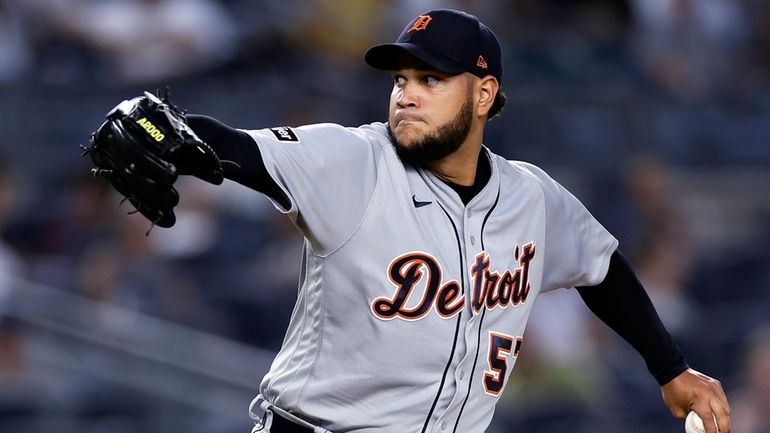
662, 368, 730, 433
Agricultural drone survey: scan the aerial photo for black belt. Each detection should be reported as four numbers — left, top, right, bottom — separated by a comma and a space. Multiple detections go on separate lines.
269, 411, 315, 433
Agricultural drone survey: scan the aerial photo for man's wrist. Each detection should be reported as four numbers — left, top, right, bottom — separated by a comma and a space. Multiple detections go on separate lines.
654, 355, 690, 386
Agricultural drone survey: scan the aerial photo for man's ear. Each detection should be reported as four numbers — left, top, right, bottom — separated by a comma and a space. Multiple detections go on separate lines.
476, 76, 499, 118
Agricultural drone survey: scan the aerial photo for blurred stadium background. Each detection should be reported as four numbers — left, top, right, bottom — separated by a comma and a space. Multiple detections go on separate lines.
1, 1, 769, 432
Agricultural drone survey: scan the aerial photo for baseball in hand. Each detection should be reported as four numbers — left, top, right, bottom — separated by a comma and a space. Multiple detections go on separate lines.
685, 411, 718, 433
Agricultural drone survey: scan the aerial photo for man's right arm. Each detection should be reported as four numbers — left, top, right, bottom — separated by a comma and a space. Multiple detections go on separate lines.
189, 116, 382, 254
187, 114, 290, 208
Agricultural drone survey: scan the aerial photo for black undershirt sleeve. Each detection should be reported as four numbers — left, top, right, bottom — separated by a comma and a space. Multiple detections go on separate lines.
186, 114, 290, 209
576, 250, 689, 386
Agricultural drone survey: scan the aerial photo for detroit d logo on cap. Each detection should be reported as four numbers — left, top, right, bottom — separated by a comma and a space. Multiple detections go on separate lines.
408, 15, 432, 32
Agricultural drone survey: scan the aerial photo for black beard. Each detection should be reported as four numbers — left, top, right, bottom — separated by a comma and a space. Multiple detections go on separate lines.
388, 97, 473, 166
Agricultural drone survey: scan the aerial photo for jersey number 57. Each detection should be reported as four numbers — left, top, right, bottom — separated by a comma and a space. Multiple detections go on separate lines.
483, 332, 523, 397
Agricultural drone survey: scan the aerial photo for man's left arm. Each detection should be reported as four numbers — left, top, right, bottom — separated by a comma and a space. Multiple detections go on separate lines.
576, 250, 731, 433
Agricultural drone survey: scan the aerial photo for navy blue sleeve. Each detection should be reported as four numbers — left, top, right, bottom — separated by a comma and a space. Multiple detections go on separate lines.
187, 114, 290, 209
576, 250, 689, 386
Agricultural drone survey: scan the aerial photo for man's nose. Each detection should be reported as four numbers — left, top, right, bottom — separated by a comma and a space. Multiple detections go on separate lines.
397, 84, 419, 108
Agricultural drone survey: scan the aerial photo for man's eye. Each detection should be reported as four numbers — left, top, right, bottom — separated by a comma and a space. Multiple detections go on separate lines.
393, 75, 406, 86
423, 75, 439, 85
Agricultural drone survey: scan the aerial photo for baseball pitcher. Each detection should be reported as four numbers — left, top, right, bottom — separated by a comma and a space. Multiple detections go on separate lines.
84, 9, 731, 433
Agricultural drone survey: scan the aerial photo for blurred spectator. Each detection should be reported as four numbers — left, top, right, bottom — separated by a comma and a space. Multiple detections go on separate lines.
8, 174, 118, 295
629, 0, 749, 101
622, 154, 697, 335
0, 156, 24, 299
0, 317, 41, 426
0, 0, 30, 83
701, 1, 770, 104
35, 0, 238, 84
501, 289, 609, 415
745, 0, 770, 94
0, 318, 25, 390
28, 173, 117, 258
732, 327, 770, 433
57, 174, 116, 254
286, 0, 388, 64
74, 206, 210, 330
0, 315, 74, 433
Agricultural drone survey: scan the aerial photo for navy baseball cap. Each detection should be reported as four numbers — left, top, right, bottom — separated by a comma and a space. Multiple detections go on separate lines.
365, 9, 502, 84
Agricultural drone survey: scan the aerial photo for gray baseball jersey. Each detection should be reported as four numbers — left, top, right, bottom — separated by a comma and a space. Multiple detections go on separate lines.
242, 122, 618, 433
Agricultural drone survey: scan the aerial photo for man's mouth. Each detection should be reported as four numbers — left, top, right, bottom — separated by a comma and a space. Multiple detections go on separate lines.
395, 111, 424, 125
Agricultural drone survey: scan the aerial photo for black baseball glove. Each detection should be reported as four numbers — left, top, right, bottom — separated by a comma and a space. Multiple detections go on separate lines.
82, 90, 223, 228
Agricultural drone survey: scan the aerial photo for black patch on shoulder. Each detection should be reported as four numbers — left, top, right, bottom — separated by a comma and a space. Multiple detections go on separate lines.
270, 127, 300, 143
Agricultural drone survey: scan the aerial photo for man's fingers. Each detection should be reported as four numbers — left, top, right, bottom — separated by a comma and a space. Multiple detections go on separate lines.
691, 405, 718, 433
694, 370, 732, 421
704, 374, 731, 431
711, 399, 731, 433
691, 403, 730, 433
710, 378, 731, 415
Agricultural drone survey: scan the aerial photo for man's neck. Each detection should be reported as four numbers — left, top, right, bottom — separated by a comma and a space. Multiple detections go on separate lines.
427, 128, 484, 186
427, 148, 490, 206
